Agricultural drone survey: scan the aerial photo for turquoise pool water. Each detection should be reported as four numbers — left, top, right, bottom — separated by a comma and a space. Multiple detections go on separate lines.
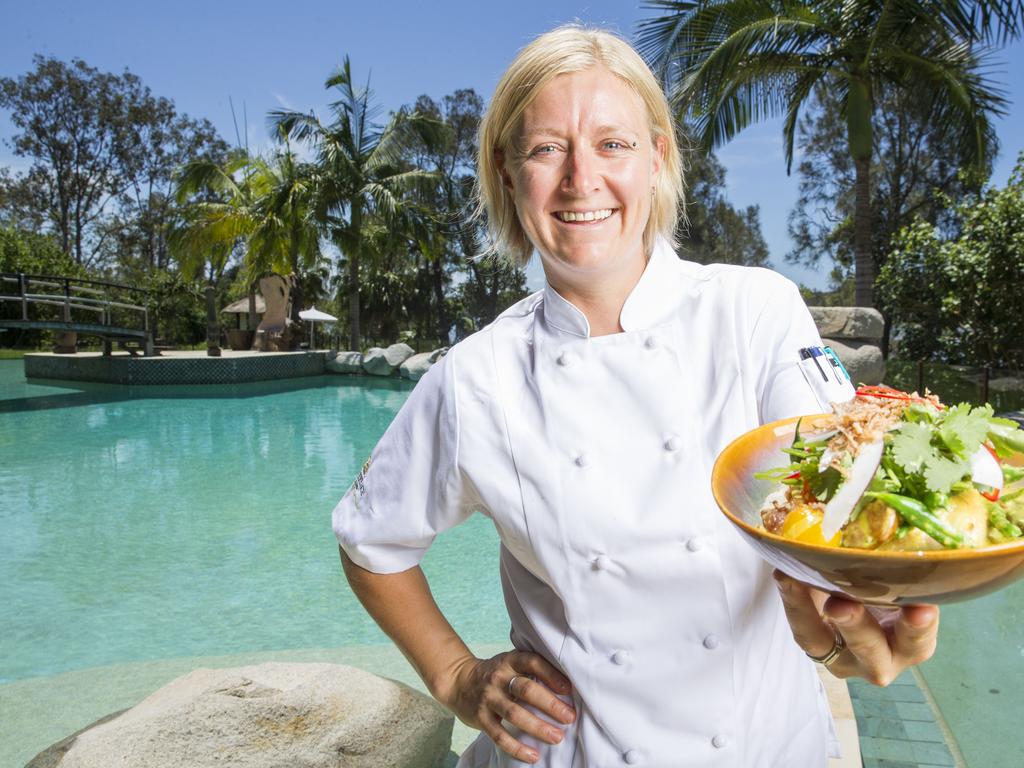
2, 359, 1021, 766
0, 360, 507, 684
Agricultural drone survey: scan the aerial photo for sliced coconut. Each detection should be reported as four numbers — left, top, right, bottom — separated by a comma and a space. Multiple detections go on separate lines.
821, 439, 885, 541
969, 444, 1002, 494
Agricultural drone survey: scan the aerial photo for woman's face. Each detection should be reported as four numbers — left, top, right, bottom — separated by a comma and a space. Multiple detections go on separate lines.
498, 65, 665, 281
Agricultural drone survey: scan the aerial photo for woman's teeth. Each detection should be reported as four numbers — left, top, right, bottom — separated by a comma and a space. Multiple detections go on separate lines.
555, 209, 614, 222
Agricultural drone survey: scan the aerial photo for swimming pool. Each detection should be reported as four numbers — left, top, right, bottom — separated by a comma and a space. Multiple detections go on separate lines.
2, 359, 1021, 767
0, 360, 508, 686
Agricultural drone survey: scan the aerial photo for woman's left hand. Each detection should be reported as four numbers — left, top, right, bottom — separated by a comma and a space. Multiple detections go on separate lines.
773, 570, 939, 686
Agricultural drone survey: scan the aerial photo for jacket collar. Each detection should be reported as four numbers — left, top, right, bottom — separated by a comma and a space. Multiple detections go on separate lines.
541, 235, 681, 338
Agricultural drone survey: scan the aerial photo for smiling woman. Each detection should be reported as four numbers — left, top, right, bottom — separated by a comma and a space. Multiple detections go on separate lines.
331, 23, 942, 768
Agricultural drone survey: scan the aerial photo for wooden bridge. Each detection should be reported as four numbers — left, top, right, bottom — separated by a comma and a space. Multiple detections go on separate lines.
0, 272, 153, 355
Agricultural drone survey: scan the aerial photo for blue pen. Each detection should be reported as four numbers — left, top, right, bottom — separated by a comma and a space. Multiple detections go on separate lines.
823, 346, 851, 382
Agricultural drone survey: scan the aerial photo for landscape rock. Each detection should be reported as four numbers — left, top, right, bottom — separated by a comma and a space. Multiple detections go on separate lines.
362, 344, 415, 376
822, 338, 885, 386
809, 307, 884, 342
400, 353, 434, 381
38, 662, 452, 768
427, 347, 449, 364
326, 351, 364, 374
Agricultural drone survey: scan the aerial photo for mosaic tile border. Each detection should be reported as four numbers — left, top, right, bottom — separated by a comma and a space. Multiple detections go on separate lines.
848, 668, 965, 768
24, 352, 328, 385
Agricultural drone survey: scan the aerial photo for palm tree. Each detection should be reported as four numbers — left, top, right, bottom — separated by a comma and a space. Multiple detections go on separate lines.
169, 150, 256, 354
637, 0, 1023, 306
170, 143, 324, 351
268, 56, 442, 349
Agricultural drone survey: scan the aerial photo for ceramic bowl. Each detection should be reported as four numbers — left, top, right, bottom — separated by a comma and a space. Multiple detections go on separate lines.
711, 414, 1024, 605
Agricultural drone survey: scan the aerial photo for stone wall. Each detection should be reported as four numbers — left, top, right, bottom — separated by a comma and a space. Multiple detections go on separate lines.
808, 307, 885, 386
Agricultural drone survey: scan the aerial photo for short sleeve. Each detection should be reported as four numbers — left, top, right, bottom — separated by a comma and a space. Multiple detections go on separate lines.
749, 274, 828, 424
331, 351, 475, 573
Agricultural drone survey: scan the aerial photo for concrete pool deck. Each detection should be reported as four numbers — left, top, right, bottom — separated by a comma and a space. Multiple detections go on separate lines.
2, 644, 865, 768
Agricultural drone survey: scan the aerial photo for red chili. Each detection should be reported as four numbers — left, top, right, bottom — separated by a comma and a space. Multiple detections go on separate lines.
984, 443, 1001, 464
981, 487, 1001, 502
855, 385, 937, 406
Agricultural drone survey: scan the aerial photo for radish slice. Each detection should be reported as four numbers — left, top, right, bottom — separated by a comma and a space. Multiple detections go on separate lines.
969, 445, 1002, 493
821, 440, 885, 541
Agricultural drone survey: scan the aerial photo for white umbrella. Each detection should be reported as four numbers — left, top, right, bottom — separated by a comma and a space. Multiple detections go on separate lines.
298, 306, 338, 349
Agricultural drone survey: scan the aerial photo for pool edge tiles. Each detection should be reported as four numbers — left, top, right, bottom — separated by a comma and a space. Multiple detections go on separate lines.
848, 668, 965, 768
0, 642, 511, 768
24, 350, 329, 385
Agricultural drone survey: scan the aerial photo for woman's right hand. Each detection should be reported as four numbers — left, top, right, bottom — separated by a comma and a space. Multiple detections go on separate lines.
437, 651, 576, 764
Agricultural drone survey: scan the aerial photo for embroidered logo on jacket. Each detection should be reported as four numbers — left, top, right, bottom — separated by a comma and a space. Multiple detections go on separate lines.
352, 456, 372, 498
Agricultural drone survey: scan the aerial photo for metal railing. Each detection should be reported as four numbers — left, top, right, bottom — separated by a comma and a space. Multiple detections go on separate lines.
886, 359, 1024, 414
0, 272, 149, 335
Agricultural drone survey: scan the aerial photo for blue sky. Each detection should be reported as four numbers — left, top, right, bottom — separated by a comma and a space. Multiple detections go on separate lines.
2, 0, 1022, 291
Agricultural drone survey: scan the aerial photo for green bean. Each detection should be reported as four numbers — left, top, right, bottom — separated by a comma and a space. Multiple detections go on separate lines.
863, 492, 965, 549
988, 504, 1023, 541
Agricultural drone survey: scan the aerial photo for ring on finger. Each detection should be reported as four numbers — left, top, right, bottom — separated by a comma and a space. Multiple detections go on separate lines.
507, 675, 524, 699
806, 625, 847, 666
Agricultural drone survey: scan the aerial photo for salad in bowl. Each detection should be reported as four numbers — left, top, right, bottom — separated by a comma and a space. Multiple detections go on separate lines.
755, 386, 1024, 552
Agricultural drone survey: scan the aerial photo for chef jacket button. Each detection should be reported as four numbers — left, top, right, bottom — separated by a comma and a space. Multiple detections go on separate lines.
703, 634, 720, 650
592, 554, 611, 571
643, 335, 657, 349
574, 453, 590, 468
664, 435, 681, 452
557, 351, 574, 366
712, 734, 728, 749
611, 649, 630, 665
685, 537, 703, 552
623, 748, 641, 764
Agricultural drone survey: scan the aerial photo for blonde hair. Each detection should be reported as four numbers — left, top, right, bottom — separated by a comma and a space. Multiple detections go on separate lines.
474, 23, 685, 267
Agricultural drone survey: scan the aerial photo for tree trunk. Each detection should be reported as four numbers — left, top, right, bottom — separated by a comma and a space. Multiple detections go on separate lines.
853, 155, 874, 307
348, 203, 363, 350
247, 285, 257, 330
205, 281, 221, 357
432, 255, 447, 342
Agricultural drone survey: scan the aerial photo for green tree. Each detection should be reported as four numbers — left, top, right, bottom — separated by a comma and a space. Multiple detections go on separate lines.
877, 152, 1024, 367
0, 56, 225, 269
637, 0, 1021, 306
269, 56, 442, 349
677, 146, 770, 266
787, 83, 991, 351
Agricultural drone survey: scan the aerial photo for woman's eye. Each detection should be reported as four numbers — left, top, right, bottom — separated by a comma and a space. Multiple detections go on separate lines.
603, 140, 628, 151
530, 145, 558, 156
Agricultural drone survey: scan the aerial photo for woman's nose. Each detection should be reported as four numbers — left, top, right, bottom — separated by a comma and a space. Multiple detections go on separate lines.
562, 147, 598, 195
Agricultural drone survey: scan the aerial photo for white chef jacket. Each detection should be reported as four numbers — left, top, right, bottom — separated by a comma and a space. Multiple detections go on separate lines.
333, 235, 842, 767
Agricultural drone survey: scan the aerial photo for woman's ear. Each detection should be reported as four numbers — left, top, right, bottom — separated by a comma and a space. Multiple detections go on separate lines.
494, 149, 514, 193
650, 135, 667, 181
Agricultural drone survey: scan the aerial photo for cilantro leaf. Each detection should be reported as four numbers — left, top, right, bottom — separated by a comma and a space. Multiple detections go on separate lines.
890, 422, 933, 473
806, 466, 844, 502
937, 403, 991, 458
923, 455, 969, 495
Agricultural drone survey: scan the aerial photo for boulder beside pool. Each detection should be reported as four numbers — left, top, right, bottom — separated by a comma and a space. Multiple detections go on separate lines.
400, 352, 434, 381
32, 662, 453, 768
327, 351, 365, 373
363, 343, 415, 376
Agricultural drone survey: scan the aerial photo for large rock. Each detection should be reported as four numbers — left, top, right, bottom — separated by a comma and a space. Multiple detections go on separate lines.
40, 662, 452, 768
823, 338, 885, 386
428, 347, 449, 364
809, 307, 884, 342
400, 352, 434, 381
362, 344, 415, 376
326, 351, 364, 374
